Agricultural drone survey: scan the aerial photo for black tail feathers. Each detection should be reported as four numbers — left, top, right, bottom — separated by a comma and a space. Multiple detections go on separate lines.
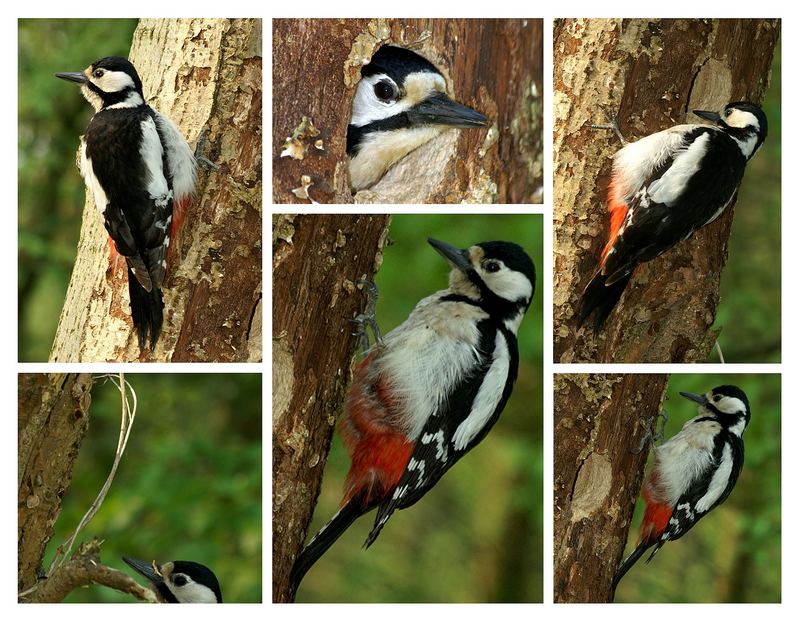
611, 541, 651, 598
290, 499, 366, 593
577, 269, 632, 332
127, 270, 164, 351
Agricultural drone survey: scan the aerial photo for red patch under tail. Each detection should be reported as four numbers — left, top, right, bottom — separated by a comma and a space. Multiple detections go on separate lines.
600, 178, 629, 265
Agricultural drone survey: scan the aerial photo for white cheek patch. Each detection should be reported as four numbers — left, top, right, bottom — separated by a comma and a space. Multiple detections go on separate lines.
713, 395, 747, 415
80, 84, 104, 112
724, 109, 759, 130
94, 69, 135, 93
485, 268, 533, 305
350, 74, 404, 127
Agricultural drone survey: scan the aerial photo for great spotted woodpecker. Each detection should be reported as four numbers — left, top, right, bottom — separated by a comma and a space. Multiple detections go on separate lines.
123, 556, 222, 603
612, 385, 750, 594
347, 45, 488, 191
57, 56, 196, 350
578, 102, 768, 331
290, 238, 535, 590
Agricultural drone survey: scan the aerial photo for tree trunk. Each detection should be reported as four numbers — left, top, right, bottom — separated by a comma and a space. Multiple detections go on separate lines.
553, 373, 668, 603
50, 18, 263, 363
272, 18, 542, 204
553, 18, 779, 363
18, 374, 93, 593
272, 214, 391, 602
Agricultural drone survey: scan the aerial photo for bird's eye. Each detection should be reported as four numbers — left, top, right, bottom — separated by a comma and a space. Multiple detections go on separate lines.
173, 575, 188, 587
724, 109, 732, 117
373, 81, 396, 102
713, 395, 722, 402
93, 69, 104, 78
485, 261, 501, 273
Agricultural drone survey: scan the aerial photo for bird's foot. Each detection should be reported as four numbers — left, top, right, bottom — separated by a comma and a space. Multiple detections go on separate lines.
632, 409, 669, 454
590, 106, 628, 145
350, 279, 382, 353
194, 131, 221, 171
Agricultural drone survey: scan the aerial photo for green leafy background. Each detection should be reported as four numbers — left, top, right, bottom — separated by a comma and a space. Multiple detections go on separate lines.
44, 373, 262, 603
615, 373, 781, 602
294, 214, 544, 603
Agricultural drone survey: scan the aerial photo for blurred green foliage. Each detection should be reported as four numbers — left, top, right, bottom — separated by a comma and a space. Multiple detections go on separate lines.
45, 373, 262, 603
19, 19, 138, 361
296, 214, 543, 603
713, 44, 781, 362
616, 373, 780, 602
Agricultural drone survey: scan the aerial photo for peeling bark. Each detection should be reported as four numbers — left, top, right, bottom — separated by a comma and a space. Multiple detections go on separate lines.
273, 18, 542, 204
553, 18, 779, 362
18, 374, 93, 594
272, 214, 391, 602
50, 18, 263, 363
553, 373, 668, 603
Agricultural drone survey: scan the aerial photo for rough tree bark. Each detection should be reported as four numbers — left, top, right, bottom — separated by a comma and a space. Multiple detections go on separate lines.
553, 19, 779, 363
553, 373, 668, 603
273, 18, 543, 204
272, 214, 391, 602
18, 374, 93, 593
50, 18, 263, 363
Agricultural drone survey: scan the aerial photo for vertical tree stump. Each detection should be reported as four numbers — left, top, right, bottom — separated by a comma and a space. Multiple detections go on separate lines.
18, 374, 93, 593
553, 19, 779, 363
272, 214, 391, 602
553, 373, 668, 603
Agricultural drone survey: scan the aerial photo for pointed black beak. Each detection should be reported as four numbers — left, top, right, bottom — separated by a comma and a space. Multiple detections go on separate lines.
408, 93, 488, 129
428, 237, 472, 272
55, 71, 87, 85
693, 109, 722, 124
123, 556, 163, 585
679, 391, 707, 406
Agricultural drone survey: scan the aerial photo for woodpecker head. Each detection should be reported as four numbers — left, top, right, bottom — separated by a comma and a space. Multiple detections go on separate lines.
123, 556, 222, 603
693, 101, 768, 160
680, 385, 751, 435
347, 45, 488, 191
428, 238, 535, 329
56, 56, 145, 112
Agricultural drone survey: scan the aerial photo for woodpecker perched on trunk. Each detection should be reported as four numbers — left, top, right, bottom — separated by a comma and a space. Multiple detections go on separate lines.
347, 45, 488, 191
612, 385, 750, 596
123, 556, 222, 603
56, 56, 196, 351
578, 102, 768, 331
290, 238, 535, 591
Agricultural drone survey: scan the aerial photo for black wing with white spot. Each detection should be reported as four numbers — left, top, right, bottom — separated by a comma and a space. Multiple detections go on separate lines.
364, 321, 519, 548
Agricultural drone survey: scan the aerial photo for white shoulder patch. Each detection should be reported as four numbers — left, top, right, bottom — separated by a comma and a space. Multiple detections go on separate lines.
153, 111, 196, 201
647, 132, 710, 204
79, 139, 109, 214
452, 331, 510, 450
695, 442, 734, 512
140, 117, 170, 203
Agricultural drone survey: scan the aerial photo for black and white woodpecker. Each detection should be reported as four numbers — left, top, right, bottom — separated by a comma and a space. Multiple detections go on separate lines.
123, 556, 222, 603
347, 45, 489, 191
612, 385, 750, 595
290, 237, 536, 591
56, 56, 196, 350
578, 102, 768, 330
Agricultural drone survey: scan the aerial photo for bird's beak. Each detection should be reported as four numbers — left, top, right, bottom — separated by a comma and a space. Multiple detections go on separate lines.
55, 71, 88, 85
428, 238, 472, 272
679, 391, 708, 406
123, 556, 163, 584
693, 109, 722, 125
409, 93, 488, 129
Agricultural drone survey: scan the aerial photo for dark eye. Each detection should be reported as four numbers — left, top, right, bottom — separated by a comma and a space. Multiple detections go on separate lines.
373, 81, 396, 102
93, 69, 104, 78
713, 395, 722, 402
725, 109, 732, 117
173, 575, 187, 587
485, 262, 501, 273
